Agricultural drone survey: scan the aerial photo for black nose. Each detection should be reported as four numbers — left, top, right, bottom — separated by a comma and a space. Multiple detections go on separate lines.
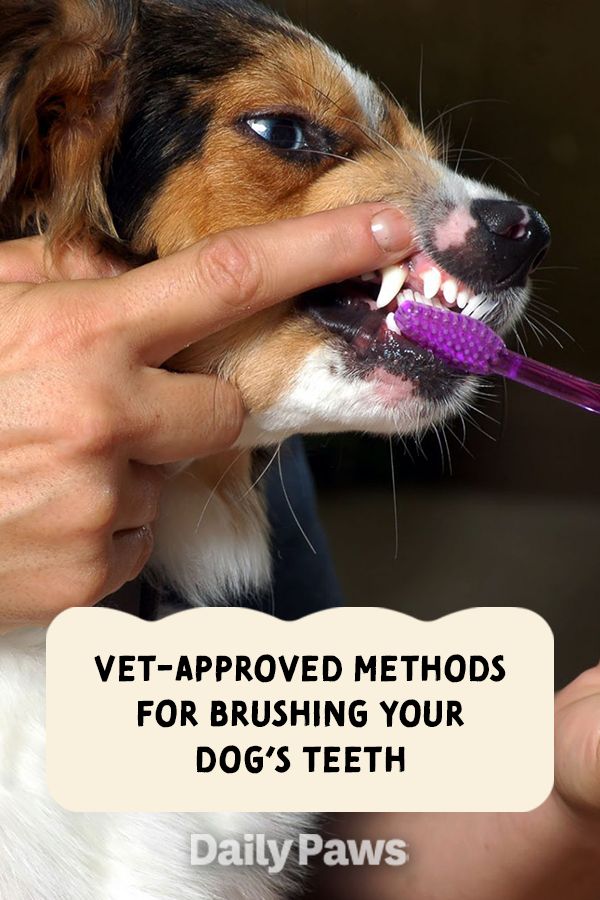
469, 199, 551, 288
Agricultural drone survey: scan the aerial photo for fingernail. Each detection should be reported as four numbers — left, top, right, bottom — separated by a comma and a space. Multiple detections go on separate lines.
371, 208, 411, 253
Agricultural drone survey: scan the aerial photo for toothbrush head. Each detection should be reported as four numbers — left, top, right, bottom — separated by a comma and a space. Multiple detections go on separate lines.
394, 300, 506, 375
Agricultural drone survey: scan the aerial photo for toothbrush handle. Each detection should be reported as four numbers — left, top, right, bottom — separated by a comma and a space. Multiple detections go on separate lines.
494, 350, 600, 414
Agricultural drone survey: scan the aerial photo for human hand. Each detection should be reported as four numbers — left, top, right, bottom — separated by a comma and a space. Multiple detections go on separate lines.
314, 664, 600, 900
0, 205, 412, 628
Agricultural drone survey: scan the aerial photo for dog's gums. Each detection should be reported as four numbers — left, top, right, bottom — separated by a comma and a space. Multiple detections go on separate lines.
297, 237, 534, 403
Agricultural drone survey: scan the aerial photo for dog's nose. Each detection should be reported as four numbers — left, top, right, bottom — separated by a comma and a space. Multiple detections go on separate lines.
469, 199, 551, 287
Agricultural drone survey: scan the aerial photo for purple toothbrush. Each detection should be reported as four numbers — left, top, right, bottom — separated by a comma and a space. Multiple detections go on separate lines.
394, 300, 600, 415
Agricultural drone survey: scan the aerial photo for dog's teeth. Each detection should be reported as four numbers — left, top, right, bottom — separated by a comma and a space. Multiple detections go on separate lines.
401, 288, 414, 303
422, 268, 442, 300
442, 278, 458, 304
463, 294, 486, 317
376, 264, 408, 309
456, 290, 470, 310
385, 311, 401, 335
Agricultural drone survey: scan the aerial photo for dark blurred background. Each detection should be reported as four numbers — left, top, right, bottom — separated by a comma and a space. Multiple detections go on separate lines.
267, 0, 599, 687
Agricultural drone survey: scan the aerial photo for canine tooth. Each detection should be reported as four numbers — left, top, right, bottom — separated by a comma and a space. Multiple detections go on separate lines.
442, 279, 458, 304
456, 290, 470, 309
385, 312, 401, 334
422, 268, 442, 300
376, 264, 408, 309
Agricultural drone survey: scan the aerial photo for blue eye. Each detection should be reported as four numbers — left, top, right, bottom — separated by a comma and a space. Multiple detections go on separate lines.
246, 116, 308, 151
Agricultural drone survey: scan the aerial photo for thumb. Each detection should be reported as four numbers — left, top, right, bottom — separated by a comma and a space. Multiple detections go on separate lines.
555, 665, 600, 813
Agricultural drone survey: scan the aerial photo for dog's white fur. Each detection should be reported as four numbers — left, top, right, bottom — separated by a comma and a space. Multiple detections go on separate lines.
0, 632, 308, 900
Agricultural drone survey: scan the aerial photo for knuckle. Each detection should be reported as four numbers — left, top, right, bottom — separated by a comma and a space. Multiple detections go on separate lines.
29, 287, 93, 350
197, 233, 265, 311
29, 285, 118, 358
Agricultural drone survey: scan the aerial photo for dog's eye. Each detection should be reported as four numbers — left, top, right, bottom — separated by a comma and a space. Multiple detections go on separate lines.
242, 114, 341, 163
246, 116, 309, 151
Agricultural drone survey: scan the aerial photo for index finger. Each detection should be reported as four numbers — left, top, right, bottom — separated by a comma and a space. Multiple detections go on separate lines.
95, 204, 412, 364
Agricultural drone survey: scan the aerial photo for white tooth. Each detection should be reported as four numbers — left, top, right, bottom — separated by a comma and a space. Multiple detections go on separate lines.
456, 290, 470, 310
400, 288, 414, 303
385, 311, 401, 335
422, 268, 442, 300
442, 279, 458, 304
376, 264, 408, 309
463, 294, 486, 317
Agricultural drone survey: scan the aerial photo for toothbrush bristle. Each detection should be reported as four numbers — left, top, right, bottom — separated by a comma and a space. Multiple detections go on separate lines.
394, 300, 505, 375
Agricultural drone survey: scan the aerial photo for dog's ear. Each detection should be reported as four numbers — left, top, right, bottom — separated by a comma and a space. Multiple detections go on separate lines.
0, 0, 135, 246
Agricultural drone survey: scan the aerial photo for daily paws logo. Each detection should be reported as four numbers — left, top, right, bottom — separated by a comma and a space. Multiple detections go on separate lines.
190, 833, 409, 874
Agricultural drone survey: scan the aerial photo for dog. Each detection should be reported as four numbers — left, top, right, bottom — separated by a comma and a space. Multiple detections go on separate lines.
0, 1, 550, 897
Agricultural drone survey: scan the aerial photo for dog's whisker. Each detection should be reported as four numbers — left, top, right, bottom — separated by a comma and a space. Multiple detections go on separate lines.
334, 115, 410, 171
192, 430, 271, 534
418, 45, 426, 145
277, 447, 317, 556
426, 97, 507, 132
528, 302, 577, 344
446, 147, 531, 190
291, 147, 360, 165
454, 118, 473, 174
522, 312, 551, 347
380, 79, 430, 157
240, 443, 281, 500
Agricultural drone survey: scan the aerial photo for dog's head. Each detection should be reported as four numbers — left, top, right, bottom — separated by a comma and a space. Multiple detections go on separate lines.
0, 0, 550, 444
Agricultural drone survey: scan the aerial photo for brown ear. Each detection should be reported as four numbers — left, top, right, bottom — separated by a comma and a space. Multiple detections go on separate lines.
0, 0, 135, 246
